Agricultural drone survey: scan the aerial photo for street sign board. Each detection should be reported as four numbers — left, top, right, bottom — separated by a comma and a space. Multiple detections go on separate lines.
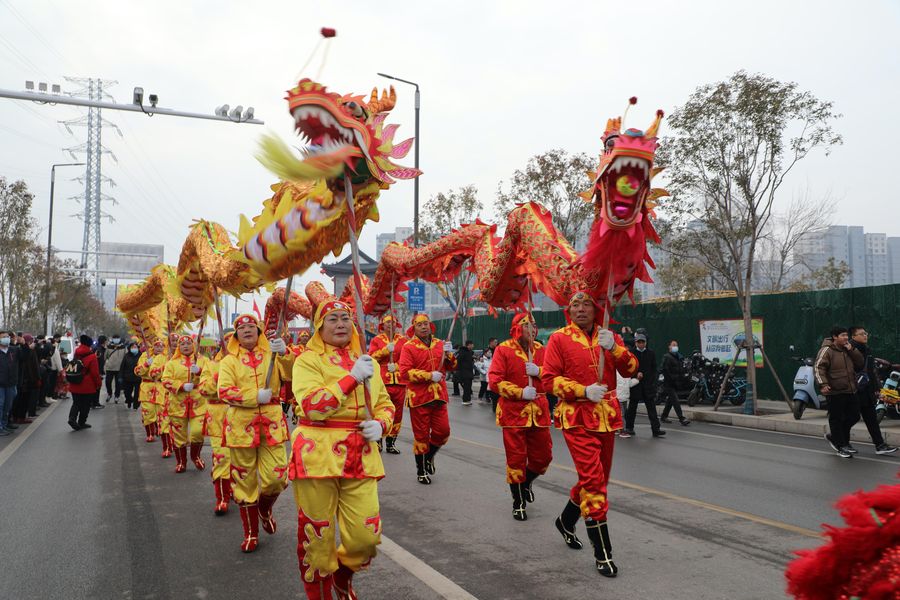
407, 282, 425, 311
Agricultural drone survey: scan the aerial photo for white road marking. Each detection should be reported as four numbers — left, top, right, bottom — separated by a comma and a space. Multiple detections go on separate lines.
0, 400, 61, 470
636, 424, 899, 465
380, 534, 480, 600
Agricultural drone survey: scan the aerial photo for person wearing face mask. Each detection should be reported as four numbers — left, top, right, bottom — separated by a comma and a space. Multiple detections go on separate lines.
659, 340, 691, 426
103, 334, 126, 404
620, 333, 665, 438
217, 314, 293, 553
162, 335, 210, 473
0, 330, 20, 436
68, 335, 102, 430
290, 298, 394, 600
398, 313, 457, 485
367, 313, 407, 454
541, 291, 638, 578
120, 341, 143, 410
12, 334, 40, 424
488, 313, 553, 521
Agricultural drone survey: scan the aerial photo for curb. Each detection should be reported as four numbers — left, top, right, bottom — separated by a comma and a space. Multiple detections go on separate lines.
636, 404, 900, 446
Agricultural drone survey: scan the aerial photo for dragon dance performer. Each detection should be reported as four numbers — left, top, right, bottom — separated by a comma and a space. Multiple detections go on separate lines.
488, 313, 553, 521
541, 291, 638, 578
398, 314, 456, 485
135, 339, 165, 446
367, 313, 407, 454
200, 333, 233, 516
162, 335, 210, 473
217, 314, 291, 553
290, 298, 394, 600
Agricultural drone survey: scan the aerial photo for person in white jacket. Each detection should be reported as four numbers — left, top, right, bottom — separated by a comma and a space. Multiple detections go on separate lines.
615, 373, 639, 437
477, 350, 492, 403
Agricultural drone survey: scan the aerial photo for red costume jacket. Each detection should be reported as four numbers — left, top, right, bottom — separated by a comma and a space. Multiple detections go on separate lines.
368, 333, 406, 386
489, 339, 551, 428
541, 325, 637, 432
398, 336, 456, 408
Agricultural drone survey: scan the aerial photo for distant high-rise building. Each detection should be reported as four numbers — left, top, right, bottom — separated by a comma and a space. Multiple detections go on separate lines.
865, 233, 889, 286
795, 225, 899, 288
888, 237, 900, 284
375, 226, 414, 260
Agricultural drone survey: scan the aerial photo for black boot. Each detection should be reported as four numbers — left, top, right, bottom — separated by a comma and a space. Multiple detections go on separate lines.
376, 439, 383, 453
555, 499, 583, 550
424, 445, 438, 475
415, 454, 431, 485
585, 519, 618, 577
385, 436, 401, 454
510, 483, 527, 521
523, 469, 539, 504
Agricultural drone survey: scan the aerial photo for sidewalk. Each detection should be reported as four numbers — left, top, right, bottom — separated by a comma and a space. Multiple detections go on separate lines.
637, 399, 900, 446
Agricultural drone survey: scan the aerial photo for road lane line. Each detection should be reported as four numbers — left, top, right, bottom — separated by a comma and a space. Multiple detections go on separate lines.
379, 534, 480, 600
0, 400, 61, 470
451, 434, 822, 539
639, 425, 899, 466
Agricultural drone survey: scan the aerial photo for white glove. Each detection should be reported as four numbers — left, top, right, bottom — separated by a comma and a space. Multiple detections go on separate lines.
189, 364, 200, 374
598, 329, 615, 350
629, 378, 640, 388
387, 343, 395, 352
182, 382, 194, 392
443, 341, 453, 353
431, 371, 443, 382
525, 362, 540, 377
257, 388, 273, 404
522, 386, 537, 401
269, 338, 287, 355
350, 355, 375, 383
387, 363, 397, 373
586, 384, 608, 403
358, 419, 383, 442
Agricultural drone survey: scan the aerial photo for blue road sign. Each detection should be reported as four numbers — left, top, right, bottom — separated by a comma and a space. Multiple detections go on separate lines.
407, 282, 426, 312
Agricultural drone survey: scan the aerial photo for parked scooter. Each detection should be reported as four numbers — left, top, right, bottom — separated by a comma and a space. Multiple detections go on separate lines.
874, 358, 900, 423
789, 345, 827, 420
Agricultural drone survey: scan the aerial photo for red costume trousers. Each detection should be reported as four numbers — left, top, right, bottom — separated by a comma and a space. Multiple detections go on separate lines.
501, 427, 553, 483
409, 401, 450, 455
562, 428, 615, 521
386, 385, 405, 436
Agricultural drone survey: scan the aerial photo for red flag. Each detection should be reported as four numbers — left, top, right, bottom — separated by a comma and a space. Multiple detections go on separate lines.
252, 299, 263, 321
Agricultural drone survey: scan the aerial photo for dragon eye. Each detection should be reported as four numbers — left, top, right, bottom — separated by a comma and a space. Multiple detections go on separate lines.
345, 101, 364, 118
604, 136, 617, 152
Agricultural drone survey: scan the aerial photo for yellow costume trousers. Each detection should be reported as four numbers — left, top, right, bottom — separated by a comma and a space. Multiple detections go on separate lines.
170, 414, 205, 447
292, 478, 381, 583
210, 436, 231, 481
140, 402, 158, 427
158, 403, 171, 434
230, 444, 288, 504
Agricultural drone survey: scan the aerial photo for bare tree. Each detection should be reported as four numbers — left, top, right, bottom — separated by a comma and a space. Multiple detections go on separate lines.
658, 71, 842, 412
495, 149, 595, 246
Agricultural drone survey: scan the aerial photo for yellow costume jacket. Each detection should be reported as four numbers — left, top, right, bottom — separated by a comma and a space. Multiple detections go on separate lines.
162, 353, 210, 419
200, 358, 227, 438
136, 351, 166, 405
290, 343, 394, 480
217, 339, 293, 448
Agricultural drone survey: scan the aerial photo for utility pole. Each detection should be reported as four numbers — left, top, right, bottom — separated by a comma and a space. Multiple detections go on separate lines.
61, 77, 120, 298
44, 162, 85, 335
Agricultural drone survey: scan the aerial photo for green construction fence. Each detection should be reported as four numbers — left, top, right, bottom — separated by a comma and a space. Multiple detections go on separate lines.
433, 284, 900, 401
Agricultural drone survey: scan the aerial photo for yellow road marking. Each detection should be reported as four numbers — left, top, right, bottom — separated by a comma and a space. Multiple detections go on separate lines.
450, 434, 822, 539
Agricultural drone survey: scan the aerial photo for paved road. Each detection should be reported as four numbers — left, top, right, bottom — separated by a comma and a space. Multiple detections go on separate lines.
0, 394, 895, 600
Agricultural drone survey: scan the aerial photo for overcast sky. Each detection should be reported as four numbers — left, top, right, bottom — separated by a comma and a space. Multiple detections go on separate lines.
2, 0, 898, 314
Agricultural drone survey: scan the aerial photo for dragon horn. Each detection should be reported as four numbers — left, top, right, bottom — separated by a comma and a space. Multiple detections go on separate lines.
367, 85, 396, 114
645, 109, 665, 138
621, 96, 638, 129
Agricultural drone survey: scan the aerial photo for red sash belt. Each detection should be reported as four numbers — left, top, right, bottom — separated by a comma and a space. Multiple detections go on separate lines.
296, 418, 362, 430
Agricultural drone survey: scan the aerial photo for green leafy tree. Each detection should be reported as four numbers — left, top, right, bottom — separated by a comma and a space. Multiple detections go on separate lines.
657, 71, 842, 412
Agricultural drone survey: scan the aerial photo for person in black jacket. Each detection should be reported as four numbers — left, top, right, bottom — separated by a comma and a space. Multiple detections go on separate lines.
456, 340, 477, 406
621, 333, 665, 438
0, 330, 20, 436
92, 336, 107, 408
120, 342, 143, 410
848, 326, 897, 455
13, 334, 40, 423
659, 340, 691, 426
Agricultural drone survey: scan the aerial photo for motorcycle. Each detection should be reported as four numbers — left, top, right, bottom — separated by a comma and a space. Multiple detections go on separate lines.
874, 358, 900, 423
789, 345, 827, 420
686, 353, 747, 406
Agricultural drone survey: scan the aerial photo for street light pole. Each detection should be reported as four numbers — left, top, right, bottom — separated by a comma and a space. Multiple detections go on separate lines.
44, 162, 85, 335
377, 73, 420, 248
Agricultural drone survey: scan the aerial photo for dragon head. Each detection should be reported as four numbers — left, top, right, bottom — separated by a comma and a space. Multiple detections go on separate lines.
258, 78, 421, 188
587, 102, 664, 230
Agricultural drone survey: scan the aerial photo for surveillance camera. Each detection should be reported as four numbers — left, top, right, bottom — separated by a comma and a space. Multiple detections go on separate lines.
148, 94, 158, 107
133, 87, 144, 106
244, 106, 254, 120
101, 279, 107, 286
229, 105, 244, 119
215, 104, 229, 117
